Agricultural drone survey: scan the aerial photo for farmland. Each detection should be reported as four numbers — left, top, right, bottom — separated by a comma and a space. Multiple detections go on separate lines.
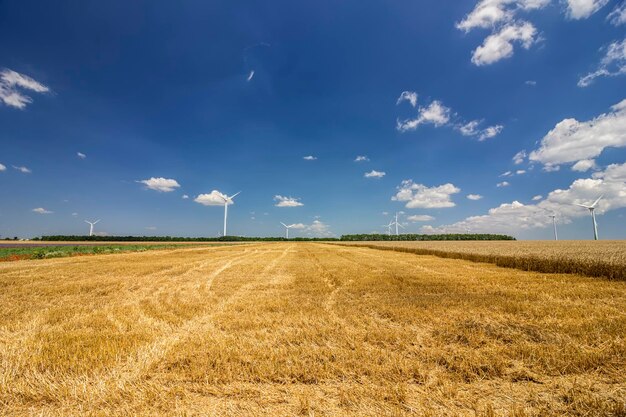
1, 242, 625, 416
335, 240, 626, 280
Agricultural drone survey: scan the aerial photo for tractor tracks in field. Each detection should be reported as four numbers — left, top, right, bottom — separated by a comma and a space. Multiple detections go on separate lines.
97, 245, 294, 401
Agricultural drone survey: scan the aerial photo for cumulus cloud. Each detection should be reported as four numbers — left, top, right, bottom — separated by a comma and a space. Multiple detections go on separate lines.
397, 100, 451, 131
182, 194, 189, 199
532, 195, 543, 201
529, 99, 626, 168
608, 3, 626, 25
274, 195, 304, 207
396, 91, 418, 107
13, 165, 31, 174
354, 155, 369, 162
456, 0, 549, 32
392, 180, 460, 208
565, 0, 608, 19
77, 152, 86, 159
32, 207, 52, 214
407, 214, 435, 222
301, 219, 334, 237
513, 150, 527, 165
471, 22, 538, 66
137, 177, 181, 192
364, 170, 386, 178
0, 68, 50, 109
303, 155, 317, 161
578, 38, 626, 87
467, 194, 483, 200
458, 120, 504, 140
423, 163, 626, 235
0, 163, 5, 171
397, 92, 502, 138
194, 190, 232, 206
572, 159, 596, 172
497, 181, 510, 187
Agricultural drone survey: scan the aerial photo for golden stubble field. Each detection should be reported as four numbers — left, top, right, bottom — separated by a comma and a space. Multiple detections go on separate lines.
0, 243, 625, 416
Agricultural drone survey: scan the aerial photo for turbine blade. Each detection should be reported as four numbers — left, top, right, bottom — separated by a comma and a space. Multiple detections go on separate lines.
398, 223, 405, 229
94, 220, 100, 224
230, 191, 241, 199
574, 203, 591, 209
591, 195, 604, 208
280, 222, 288, 227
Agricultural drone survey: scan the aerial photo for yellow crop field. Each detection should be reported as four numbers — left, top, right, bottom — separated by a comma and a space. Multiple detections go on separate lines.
335, 240, 626, 280
1, 243, 625, 416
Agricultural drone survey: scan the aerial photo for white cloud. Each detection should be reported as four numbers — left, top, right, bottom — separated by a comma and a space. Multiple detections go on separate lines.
0, 68, 50, 109
457, 120, 503, 140
471, 21, 538, 66
182, 194, 189, 199
572, 159, 596, 172
77, 152, 86, 159
194, 190, 232, 206
532, 195, 543, 201
32, 207, 52, 214
13, 165, 31, 174
513, 150, 527, 165
287, 223, 307, 229
516, 169, 526, 175
137, 177, 181, 192
304, 219, 334, 237
501, 170, 513, 177
364, 170, 386, 178
0, 163, 5, 172
246, 70, 255, 82
565, 0, 608, 19
578, 38, 626, 87
397, 100, 451, 131
456, 0, 549, 31
497, 181, 510, 187
303, 155, 317, 161
479, 124, 504, 140
608, 3, 626, 25
274, 195, 304, 207
392, 180, 460, 208
529, 99, 626, 168
407, 214, 435, 222
467, 194, 483, 200
423, 163, 626, 235
525, 80, 537, 86
354, 155, 369, 162
396, 91, 418, 107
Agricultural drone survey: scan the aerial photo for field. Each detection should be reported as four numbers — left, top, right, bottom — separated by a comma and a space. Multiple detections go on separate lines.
0, 243, 232, 262
335, 240, 626, 280
1, 242, 625, 416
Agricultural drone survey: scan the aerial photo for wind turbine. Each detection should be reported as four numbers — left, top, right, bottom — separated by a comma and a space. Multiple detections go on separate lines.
219, 192, 240, 237
575, 195, 603, 240
280, 222, 295, 239
539, 208, 558, 240
84, 219, 100, 237
382, 221, 393, 235
389, 213, 405, 236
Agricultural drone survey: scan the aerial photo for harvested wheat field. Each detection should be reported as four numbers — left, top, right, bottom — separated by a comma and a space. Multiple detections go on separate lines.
1, 243, 625, 416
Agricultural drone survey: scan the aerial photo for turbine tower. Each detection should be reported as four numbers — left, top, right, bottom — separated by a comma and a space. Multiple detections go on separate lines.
575, 195, 603, 240
84, 219, 100, 237
280, 222, 295, 239
389, 213, 405, 236
219, 192, 240, 237
548, 213, 558, 241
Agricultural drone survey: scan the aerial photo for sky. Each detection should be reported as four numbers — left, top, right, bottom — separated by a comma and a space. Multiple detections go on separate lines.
1, 0, 625, 239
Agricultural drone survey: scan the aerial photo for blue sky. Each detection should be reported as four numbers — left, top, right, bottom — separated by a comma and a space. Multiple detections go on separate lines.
1, 0, 625, 239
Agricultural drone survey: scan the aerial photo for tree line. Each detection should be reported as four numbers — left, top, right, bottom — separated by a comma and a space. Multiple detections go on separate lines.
35, 234, 515, 242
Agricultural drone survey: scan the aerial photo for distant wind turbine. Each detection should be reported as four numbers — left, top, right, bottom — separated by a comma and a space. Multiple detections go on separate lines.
575, 195, 603, 240
219, 192, 240, 237
540, 208, 558, 240
84, 219, 100, 237
382, 221, 393, 235
280, 222, 295, 239
389, 213, 405, 236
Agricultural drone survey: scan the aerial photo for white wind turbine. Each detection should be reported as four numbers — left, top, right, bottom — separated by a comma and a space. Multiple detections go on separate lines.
389, 212, 405, 236
84, 219, 100, 237
575, 195, 603, 240
382, 220, 393, 235
219, 192, 240, 237
539, 208, 558, 240
280, 222, 295, 239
